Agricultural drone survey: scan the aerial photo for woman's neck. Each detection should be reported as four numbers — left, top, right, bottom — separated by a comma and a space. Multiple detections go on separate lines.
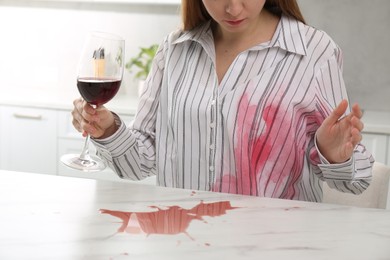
213, 9, 280, 50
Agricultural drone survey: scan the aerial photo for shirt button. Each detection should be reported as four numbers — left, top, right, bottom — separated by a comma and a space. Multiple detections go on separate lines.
211, 99, 216, 105
209, 144, 215, 150
210, 122, 215, 128
209, 166, 215, 171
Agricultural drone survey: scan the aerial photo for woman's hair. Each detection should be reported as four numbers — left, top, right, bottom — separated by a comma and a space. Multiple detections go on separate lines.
181, 0, 306, 31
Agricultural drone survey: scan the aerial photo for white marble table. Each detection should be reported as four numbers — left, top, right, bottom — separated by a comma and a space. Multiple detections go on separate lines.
0, 170, 389, 260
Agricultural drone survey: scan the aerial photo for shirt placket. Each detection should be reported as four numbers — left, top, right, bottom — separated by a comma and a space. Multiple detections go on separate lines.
208, 85, 219, 190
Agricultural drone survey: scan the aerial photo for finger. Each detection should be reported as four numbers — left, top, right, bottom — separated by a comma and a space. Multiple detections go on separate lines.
73, 97, 82, 107
72, 106, 95, 132
81, 103, 101, 124
325, 99, 349, 125
71, 105, 85, 131
350, 127, 362, 146
351, 103, 363, 119
82, 101, 96, 115
343, 141, 355, 161
72, 112, 89, 132
73, 97, 84, 114
82, 130, 88, 138
351, 116, 364, 132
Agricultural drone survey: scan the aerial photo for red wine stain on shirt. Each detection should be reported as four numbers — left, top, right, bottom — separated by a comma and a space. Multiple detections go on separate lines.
215, 91, 326, 199
100, 201, 238, 239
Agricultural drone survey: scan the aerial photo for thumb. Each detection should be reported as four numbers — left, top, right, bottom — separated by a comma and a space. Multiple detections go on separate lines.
325, 99, 348, 125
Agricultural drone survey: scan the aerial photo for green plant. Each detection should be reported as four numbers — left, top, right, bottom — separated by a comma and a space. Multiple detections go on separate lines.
125, 44, 158, 81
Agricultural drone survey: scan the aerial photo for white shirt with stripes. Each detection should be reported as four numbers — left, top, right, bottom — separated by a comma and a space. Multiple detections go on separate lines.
93, 15, 374, 202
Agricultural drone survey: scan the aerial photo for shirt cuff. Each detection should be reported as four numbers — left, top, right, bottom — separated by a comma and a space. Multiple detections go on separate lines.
91, 113, 126, 152
314, 133, 355, 180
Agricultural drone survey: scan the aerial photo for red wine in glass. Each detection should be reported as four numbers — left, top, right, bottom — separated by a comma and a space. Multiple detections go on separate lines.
61, 31, 124, 172
77, 77, 121, 106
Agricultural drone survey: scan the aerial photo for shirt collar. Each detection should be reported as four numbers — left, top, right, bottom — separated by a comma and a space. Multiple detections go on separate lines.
173, 15, 308, 56
269, 15, 307, 56
173, 21, 215, 55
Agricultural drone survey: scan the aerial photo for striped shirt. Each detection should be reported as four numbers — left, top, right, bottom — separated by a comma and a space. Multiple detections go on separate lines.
93, 15, 374, 202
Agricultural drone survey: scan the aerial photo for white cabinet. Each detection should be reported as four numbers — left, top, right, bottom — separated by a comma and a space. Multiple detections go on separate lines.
362, 133, 389, 165
0, 106, 57, 174
0, 104, 156, 184
362, 132, 390, 209
361, 110, 390, 166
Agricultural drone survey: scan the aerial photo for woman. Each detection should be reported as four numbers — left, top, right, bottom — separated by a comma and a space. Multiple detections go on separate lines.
72, 0, 374, 202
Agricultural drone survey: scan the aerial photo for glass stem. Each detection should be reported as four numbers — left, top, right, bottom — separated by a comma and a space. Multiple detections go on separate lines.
79, 134, 91, 161
80, 104, 98, 161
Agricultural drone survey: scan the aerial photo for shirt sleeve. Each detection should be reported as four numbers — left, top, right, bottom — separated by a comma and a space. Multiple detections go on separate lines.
91, 39, 167, 181
309, 45, 375, 195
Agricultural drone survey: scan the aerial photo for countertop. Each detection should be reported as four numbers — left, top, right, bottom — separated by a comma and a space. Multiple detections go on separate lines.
0, 170, 389, 260
1, 88, 389, 134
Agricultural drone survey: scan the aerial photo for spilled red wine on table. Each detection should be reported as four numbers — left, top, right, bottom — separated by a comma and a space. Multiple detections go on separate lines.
77, 77, 121, 106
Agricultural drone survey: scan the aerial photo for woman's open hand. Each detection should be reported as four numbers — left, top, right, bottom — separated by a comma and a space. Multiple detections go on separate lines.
316, 100, 364, 163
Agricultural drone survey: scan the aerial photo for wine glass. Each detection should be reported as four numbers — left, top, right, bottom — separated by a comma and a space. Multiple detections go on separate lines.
61, 31, 125, 172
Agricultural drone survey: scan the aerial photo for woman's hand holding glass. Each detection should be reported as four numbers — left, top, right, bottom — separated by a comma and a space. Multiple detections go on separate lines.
72, 98, 117, 140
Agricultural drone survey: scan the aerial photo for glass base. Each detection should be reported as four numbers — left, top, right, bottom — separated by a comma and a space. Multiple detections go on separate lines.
60, 153, 106, 172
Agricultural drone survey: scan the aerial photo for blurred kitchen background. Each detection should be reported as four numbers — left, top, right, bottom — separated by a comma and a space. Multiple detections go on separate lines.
0, 0, 388, 109
0, 0, 389, 186
0, 0, 181, 97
